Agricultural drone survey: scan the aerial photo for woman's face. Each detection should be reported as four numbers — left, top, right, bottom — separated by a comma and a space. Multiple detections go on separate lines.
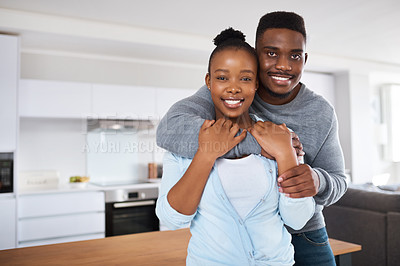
206, 48, 258, 124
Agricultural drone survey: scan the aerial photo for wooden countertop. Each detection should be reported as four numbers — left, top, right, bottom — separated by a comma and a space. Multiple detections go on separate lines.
0, 229, 361, 265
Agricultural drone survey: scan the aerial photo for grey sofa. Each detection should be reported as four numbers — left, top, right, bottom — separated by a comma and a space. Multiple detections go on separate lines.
323, 184, 400, 266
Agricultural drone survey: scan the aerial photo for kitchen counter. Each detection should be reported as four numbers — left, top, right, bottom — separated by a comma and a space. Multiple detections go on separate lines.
0, 229, 361, 266
18, 181, 160, 195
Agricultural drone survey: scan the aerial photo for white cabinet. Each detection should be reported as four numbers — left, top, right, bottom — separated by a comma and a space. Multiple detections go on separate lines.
0, 35, 18, 151
91, 84, 157, 120
155, 87, 198, 119
0, 196, 16, 250
18, 79, 199, 120
19, 79, 92, 118
18, 191, 105, 247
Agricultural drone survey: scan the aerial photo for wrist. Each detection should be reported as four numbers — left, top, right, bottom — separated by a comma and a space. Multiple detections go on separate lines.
194, 150, 218, 165
275, 147, 297, 162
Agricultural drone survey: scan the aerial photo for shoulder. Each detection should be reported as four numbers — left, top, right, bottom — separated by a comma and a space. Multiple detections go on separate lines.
301, 84, 334, 109
299, 84, 336, 121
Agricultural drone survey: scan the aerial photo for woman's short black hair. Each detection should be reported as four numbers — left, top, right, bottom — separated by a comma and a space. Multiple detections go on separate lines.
256, 11, 306, 44
208, 27, 258, 73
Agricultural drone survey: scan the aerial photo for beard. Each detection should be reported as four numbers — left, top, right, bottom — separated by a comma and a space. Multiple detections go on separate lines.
263, 85, 293, 99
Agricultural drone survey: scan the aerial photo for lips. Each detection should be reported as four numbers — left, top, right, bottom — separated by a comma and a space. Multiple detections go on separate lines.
268, 72, 294, 85
222, 98, 244, 108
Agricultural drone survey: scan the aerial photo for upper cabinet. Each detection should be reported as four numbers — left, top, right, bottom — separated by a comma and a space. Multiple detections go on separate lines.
19, 79, 92, 119
19, 79, 198, 120
91, 84, 157, 120
0, 35, 19, 151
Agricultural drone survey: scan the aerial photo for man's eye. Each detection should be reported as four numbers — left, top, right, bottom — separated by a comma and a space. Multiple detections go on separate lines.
291, 54, 302, 60
267, 51, 277, 57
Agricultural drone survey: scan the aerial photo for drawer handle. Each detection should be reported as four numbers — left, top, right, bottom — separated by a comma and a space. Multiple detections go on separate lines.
113, 200, 155, 208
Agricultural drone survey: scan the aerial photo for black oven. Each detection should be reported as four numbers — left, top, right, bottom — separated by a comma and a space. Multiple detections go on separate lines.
105, 187, 159, 237
0, 153, 13, 193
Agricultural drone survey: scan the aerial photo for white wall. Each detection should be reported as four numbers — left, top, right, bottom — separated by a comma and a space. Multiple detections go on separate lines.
18, 118, 87, 184
18, 117, 164, 185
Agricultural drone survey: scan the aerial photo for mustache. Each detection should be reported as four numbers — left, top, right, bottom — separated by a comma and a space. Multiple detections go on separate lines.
267, 71, 295, 78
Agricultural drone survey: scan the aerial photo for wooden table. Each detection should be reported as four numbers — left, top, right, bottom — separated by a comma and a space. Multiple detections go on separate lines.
0, 229, 361, 266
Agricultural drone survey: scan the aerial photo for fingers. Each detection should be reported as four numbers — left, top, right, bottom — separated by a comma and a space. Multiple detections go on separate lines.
201, 119, 215, 129
277, 164, 319, 198
233, 129, 247, 144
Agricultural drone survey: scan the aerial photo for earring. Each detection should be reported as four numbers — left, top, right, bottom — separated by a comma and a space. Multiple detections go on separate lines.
208, 87, 211, 91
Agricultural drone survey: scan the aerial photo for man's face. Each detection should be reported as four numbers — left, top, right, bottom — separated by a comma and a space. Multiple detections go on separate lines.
256, 28, 307, 105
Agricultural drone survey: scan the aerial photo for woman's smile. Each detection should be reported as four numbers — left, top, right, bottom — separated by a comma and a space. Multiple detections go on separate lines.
222, 97, 244, 108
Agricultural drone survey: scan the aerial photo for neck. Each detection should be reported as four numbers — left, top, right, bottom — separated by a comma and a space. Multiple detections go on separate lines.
215, 113, 254, 129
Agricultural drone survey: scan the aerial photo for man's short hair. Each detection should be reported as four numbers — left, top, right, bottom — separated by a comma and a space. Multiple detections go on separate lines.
256, 11, 306, 43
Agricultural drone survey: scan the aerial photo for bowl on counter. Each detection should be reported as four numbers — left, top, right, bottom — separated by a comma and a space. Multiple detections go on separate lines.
69, 176, 90, 189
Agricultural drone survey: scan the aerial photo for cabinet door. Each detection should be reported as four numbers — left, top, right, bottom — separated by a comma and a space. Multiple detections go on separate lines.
0, 35, 18, 151
91, 84, 157, 120
0, 197, 16, 250
19, 191, 104, 218
19, 212, 105, 242
19, 79, 92, 118
155, 87, 198, 119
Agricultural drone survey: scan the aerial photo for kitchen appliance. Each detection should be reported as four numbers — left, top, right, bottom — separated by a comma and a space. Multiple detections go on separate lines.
86, 118, 156, 186
0, 153, 13, 193
105, 186, 159, 237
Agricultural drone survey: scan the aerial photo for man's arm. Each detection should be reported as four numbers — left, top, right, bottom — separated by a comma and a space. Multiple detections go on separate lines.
278, 112, 348, 206
310, 112, 348, 206
156, 85, 260, 158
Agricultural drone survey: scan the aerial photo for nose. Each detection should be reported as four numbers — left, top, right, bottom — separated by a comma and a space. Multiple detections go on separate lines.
276, 56, 292, 71
226, 85, 241, 94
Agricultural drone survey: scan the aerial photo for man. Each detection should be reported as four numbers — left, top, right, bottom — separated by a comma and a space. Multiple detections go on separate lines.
156, 11, 347, 266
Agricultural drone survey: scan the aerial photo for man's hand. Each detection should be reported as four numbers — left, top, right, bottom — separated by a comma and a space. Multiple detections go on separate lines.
277, 164, 320, 198
291, 131, 305, 163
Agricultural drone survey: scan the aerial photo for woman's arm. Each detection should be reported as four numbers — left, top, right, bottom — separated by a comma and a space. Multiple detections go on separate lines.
249, 121, 298, 175
166, 119, 246, 215
278, 194, 315, 230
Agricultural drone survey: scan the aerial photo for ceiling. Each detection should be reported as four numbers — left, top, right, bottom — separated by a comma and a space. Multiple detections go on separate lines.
0, 0, 399, 68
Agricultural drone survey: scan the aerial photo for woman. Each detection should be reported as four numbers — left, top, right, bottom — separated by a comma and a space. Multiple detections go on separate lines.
156, 28, 314, 266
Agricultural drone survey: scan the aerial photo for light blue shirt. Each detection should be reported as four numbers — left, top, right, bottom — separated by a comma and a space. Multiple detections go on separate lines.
156, 152, 315, 266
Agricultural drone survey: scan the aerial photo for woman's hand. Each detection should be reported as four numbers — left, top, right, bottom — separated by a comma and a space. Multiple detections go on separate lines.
198, 118, 247, 161
249, 121, 298, 175
249, 121, 293, 159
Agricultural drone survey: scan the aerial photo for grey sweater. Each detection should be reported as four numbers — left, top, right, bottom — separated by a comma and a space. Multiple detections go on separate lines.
156, 84, 347, 234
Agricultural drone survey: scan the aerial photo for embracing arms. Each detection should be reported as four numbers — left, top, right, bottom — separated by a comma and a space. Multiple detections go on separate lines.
156, 85, 261, 158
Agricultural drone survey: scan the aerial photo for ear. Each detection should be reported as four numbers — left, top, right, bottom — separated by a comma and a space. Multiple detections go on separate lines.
205, 73, 211, 90
255, 79, 259, 91
304, 53, 308, 64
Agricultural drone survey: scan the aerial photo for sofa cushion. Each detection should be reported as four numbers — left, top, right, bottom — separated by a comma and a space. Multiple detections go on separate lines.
335, 185, 400, 213
387, 212, 400, 266
324, 205, 386, 266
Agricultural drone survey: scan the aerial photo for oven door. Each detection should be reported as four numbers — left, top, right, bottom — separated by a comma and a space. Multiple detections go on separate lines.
105, 199, 159, 237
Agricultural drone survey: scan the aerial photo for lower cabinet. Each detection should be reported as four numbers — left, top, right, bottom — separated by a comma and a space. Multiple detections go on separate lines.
0, 196, 16, 250
18, 191, 105, 247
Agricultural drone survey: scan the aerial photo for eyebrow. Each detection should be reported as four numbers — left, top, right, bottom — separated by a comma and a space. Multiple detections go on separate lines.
214, 69, 255, 75
263, 46, 304, 53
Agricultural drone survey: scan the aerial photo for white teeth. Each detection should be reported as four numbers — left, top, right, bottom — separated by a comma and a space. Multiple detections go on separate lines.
272, 76, 289, 81
224, 99, 241, 105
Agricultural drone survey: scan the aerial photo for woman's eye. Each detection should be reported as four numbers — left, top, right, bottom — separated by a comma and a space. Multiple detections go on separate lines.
216, 76, 227, 81
241, 77, 252, 81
